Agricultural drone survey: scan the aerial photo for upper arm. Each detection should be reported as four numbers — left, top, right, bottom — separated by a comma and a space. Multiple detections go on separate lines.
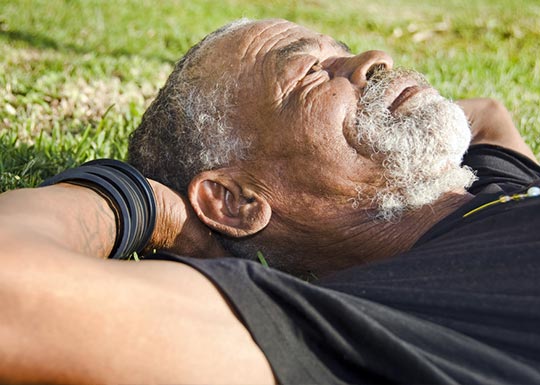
0, 247, 275, 384
456, 98, 538, 163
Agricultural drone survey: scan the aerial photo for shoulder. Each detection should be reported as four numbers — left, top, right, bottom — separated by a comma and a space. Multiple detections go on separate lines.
463, 143, 540, 194
174, 254, 540, 384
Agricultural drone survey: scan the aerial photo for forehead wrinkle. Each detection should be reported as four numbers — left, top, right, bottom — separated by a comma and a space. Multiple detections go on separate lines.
238, 20, 291, 60
255, 25, 299, 63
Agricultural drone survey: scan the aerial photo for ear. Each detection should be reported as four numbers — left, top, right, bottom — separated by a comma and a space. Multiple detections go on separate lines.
188, 170, 272, 237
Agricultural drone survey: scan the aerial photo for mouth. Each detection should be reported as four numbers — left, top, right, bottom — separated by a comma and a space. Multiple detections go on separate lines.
388, 84, 431, 113
389, 85, 421, 111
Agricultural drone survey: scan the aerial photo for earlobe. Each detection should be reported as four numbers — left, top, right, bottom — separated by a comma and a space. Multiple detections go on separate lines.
188, 170, 271, 237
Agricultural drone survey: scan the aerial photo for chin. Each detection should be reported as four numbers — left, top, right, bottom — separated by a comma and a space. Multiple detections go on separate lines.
429, 94, 471, 164
357, 92, 476, 219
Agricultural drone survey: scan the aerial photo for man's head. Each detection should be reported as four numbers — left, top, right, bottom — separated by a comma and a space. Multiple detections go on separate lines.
128, 19, 252, 192
129, 19, 474, 274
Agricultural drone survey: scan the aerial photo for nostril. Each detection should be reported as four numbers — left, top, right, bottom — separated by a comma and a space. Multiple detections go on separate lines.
366, 63, 387, 81
349, 51, 393, 87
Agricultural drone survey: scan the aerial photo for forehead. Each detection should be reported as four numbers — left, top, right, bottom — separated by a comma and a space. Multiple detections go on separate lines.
197, 20, 366, 196
235, 19, 325, 54
207, 19, 347, 71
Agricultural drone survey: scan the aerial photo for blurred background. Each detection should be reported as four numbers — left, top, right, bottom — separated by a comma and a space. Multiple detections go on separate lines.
1, 0, 539, 191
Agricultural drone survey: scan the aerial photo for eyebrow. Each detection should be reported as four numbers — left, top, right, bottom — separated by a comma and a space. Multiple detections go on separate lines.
275, 38, 320, 62
275, 37, 353, 63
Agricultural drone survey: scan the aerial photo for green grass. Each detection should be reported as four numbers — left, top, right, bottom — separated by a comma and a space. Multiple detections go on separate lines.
1, 0, 539, 192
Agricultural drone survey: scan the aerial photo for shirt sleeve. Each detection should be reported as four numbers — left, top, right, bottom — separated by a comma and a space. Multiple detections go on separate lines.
146, 252, 540, 385
462, 144, 540, 194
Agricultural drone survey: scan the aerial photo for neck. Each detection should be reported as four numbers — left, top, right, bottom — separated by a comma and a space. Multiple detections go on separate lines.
265, 191, 474, 279
363, 191, 473, 260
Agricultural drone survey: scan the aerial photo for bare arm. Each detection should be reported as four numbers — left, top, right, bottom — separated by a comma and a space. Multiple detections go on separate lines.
0, 183, 274, 384
457, 98, 538, 163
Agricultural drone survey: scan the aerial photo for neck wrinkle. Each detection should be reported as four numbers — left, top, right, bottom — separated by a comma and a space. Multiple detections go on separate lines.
253, 191, 473, 279
297, 191, 473, 278
360, 191, 475, 262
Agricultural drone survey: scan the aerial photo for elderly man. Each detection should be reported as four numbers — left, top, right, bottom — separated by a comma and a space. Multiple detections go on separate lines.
1, 18, 539, 384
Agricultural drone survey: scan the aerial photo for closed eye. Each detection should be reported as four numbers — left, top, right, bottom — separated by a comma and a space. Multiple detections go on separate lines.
306, 61, 322, 75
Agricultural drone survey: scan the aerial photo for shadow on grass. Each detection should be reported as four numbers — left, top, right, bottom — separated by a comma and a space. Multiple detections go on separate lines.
1, 134, 91, 192
1, 148, 66, 192
0, 28, 175, 64
1, 116, 131, 192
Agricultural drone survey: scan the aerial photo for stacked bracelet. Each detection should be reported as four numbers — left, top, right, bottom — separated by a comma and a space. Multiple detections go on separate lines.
40, 159, 156, 259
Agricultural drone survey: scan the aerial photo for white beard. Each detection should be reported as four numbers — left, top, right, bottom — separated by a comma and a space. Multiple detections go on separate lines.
354, 68, 476, 219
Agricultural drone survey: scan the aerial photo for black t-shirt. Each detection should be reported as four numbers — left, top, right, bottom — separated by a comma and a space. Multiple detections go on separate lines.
148, 144, 540, 384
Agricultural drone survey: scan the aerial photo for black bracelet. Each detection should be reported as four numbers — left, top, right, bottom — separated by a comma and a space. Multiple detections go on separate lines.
40, 159, 156, 259
85, 159, 156, 252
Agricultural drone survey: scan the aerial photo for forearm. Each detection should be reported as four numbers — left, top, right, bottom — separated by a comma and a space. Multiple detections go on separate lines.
0, 184, 273, 384
0, 184, 116, 259
457, 98, 538, 162
0, 176, 227, 266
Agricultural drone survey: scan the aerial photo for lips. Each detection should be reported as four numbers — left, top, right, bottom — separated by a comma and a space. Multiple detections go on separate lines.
388, 85, 427, 113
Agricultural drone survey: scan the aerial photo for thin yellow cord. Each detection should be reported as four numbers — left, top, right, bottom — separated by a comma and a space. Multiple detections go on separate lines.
463, 199, 503, 218
463, 193, 529, 218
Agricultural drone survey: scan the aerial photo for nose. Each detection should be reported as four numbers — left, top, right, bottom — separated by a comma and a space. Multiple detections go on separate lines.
334, 50, 393, 88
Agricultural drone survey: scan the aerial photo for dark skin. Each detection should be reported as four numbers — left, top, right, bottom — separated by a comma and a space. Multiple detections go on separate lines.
0, 182, 272, 384
183, 20, 537, 276
457, 97, 537, 161
0, 19, 537, 384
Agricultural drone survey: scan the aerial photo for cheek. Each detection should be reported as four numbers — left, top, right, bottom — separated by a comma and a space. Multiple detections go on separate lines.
303, 89, 357, 161
271, 80, 373, 193
306, 80, 357, 133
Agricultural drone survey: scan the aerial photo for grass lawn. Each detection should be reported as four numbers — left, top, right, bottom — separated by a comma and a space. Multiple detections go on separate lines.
1, 0, 539, 192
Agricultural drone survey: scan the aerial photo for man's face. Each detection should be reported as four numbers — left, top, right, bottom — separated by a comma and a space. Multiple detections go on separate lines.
202, 19, 470, 218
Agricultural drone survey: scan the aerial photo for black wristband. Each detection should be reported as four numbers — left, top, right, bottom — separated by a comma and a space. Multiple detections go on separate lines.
40, 159, 156, 259
85, 159, 156, 253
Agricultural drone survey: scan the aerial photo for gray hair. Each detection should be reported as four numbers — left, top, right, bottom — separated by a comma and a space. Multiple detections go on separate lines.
128, 20, 474, 266
353, 68, 475, 220
128, 19, 252, 193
